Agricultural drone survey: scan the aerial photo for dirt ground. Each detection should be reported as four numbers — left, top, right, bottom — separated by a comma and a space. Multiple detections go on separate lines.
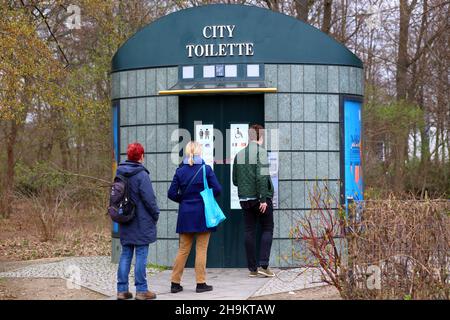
0, 258, 106, 300
0, 200, 110, 261
0, 202, 111, 300
0, 278, 106, 300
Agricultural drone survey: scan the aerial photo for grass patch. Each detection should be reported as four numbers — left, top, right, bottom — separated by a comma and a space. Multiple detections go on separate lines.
146, 263, 170, 271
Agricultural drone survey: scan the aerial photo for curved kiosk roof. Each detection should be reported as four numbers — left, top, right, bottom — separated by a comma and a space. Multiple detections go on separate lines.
112, 4, 362, 73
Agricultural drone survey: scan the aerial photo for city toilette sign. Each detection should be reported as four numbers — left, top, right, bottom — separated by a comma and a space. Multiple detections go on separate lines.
186, 25, 254, 58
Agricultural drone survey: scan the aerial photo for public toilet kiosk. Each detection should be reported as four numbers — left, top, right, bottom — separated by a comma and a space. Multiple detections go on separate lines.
110, 4, 364, 267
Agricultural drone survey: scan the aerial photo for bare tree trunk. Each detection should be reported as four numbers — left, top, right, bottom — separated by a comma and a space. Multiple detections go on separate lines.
339, 0, 347, 42
437, 40, 448, 167
54, 108, 70, 171
393, 0, 418, 193
76, 136, 81, 173
37, 140, 54, 162
396, 0, 414, 101
418, 84, 430, 198
265, 0, 280, 12
435, 122, 440, 165
295, 0, 314, 22
60, 139, 70, 171
3, 121, 19, 218
447, 125, 450, 181
441, 123, 445, 165
322, 0, 333, 34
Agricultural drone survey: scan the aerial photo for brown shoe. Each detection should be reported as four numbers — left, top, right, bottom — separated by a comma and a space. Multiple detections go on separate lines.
135, 291, 157, 300
117, 292, 133, 300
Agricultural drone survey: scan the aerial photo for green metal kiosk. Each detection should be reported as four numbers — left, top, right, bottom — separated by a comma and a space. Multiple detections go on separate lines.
111, 4, 364, 267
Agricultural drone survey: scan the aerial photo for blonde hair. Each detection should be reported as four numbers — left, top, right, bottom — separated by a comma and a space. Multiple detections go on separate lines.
185, 141, 202, 166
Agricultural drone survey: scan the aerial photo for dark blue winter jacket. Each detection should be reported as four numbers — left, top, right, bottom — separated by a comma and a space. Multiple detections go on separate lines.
116, 160, 160, 245
167, 156, 222, 233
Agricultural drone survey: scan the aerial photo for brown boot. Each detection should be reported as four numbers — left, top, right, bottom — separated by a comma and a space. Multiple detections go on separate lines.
117, 292, 133, 300
135, 291, 157, 300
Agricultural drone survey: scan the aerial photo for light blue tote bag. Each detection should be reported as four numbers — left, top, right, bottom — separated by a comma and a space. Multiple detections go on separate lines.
200, 165, 226, 228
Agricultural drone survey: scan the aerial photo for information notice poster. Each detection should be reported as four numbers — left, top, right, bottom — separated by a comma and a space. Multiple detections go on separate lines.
268, 152, 279, 209
195, 124, 214, 169
230, 124, 249, 209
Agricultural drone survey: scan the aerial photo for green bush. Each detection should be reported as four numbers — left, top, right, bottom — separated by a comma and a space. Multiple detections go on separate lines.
14, 161, 108, 208
14, 161, 72, 197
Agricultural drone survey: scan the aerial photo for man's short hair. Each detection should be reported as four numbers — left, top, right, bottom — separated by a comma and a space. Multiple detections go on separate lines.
248, 124, 264, 141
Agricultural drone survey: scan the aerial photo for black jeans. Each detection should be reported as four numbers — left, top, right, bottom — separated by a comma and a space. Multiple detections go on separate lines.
240, 198, 274, 272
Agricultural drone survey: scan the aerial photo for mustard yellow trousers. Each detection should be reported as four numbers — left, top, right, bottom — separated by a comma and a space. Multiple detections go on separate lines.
171, 232, 211, 284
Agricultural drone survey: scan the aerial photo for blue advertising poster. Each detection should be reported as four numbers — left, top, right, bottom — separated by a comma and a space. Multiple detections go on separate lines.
344, 99, 363, 212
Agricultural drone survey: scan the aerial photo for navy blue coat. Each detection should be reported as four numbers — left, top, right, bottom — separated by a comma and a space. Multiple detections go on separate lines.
167, 159, 222, 233
116, 160, 160, 245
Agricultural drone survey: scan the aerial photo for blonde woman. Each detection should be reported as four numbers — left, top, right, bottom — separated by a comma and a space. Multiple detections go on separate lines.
167, 141, 222, 293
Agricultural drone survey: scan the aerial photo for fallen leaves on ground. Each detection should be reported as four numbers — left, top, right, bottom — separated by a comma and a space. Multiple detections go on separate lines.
0, 202, 111, 261
0, 232, 110, 261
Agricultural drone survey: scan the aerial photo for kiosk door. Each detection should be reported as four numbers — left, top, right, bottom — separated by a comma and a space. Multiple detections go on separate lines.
179, 95, 264, 267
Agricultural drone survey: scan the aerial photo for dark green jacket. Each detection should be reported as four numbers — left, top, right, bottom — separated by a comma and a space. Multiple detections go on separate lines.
232, 141, 274, 203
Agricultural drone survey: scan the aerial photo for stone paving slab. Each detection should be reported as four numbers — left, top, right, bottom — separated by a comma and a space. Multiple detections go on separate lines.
0, 256, 160, 297
252, 268, 325, 297
0, 256, 326, 299
146, 268, 272, 300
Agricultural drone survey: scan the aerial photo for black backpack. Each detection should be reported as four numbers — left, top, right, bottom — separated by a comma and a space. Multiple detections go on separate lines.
108, 168, 145, 224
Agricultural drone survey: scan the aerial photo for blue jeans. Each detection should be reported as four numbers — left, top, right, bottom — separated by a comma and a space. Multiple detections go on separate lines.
117, 244, 149, 293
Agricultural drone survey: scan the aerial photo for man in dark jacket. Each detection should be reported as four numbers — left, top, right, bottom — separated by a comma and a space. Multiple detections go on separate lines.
232, 124, 275, 278
116, 142, 160, 300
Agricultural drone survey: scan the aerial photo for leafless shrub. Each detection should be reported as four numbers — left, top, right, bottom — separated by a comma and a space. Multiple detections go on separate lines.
343, 197, 450, 299
292, 183, 450, 300
291, 182, 347, 294
29, 190, 78, 242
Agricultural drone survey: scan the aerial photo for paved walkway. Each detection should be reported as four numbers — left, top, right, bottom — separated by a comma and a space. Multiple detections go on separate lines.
0, 256, 325, 299
148, 268, 270, 300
